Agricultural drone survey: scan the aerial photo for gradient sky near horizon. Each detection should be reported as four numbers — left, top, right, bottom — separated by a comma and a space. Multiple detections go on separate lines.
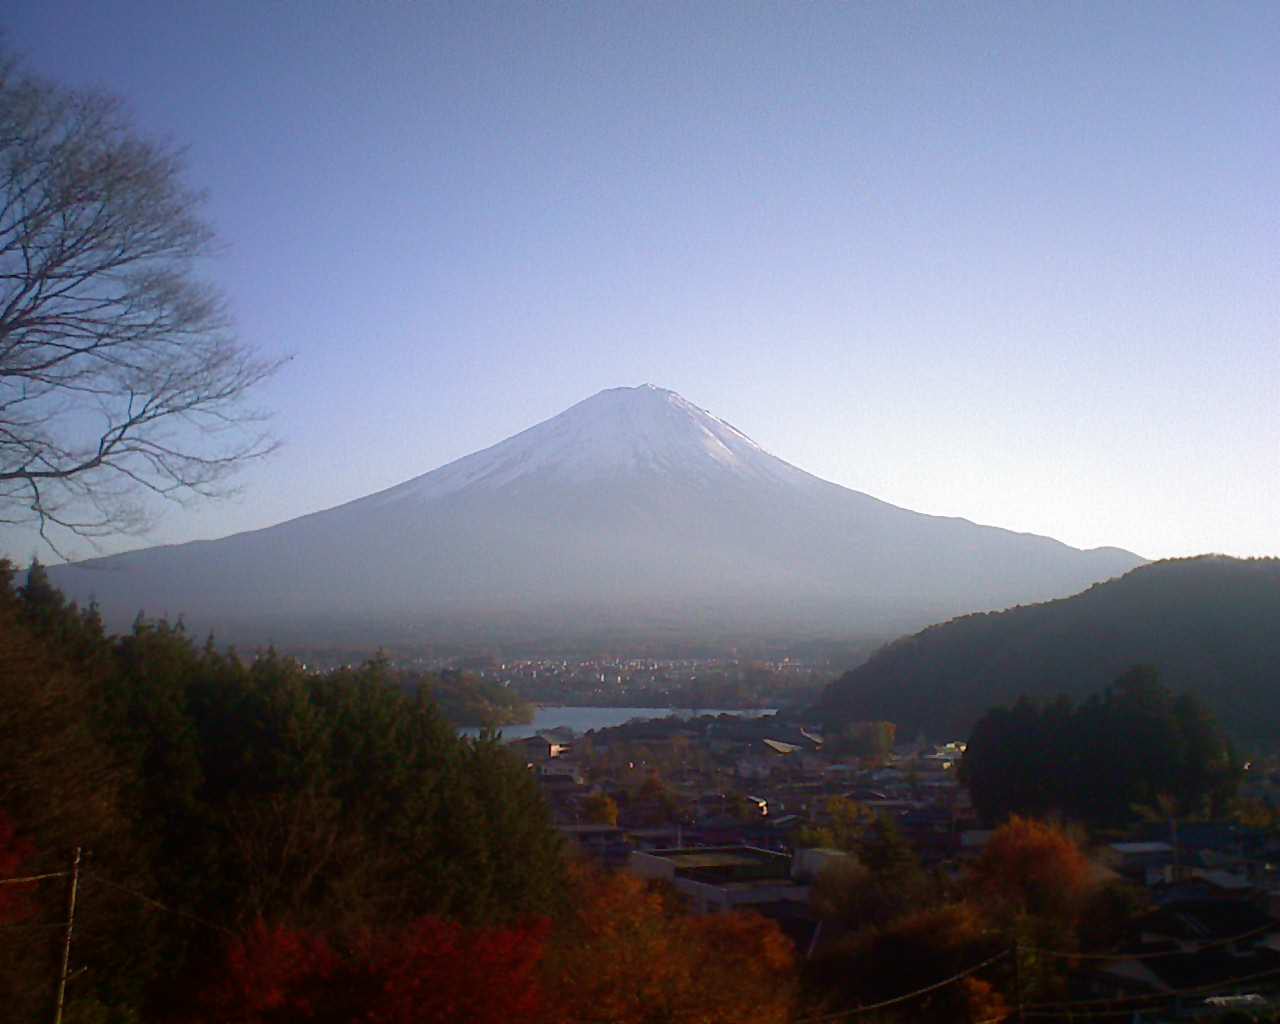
4, 2, 1277, 563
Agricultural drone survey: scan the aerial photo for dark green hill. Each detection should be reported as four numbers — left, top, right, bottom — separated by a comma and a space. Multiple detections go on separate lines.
814, 556, 1280, 744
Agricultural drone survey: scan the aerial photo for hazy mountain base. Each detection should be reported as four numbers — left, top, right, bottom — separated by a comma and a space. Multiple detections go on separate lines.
49, 473, 1139, 649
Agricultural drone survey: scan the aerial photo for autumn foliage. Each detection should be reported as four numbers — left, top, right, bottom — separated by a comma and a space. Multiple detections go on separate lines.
199, 921, 341, 1022
971, 816, 1093, 922
193, 865, 796, 1024
544, 865, 795, 1024
579, 791, 620, 826
196, 915, 549, 1024
370, 915, 549, 1023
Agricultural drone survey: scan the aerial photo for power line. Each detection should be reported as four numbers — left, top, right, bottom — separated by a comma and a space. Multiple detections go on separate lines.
1024, 919, 1277, 960
0, 871, 70, 885
0, 919, 71, 931
792, 922, 1280, 1024
794, 950, 1010, 1023
1021, 962, 1280, 1014
83, 874, 235, 936
0, 866, 73, 933
950, 954, 1280, 1023
1, 868, 234, 936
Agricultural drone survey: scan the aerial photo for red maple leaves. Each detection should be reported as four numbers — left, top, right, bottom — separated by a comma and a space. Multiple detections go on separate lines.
195, 865, 795, 1024
198, 916, 549, 1024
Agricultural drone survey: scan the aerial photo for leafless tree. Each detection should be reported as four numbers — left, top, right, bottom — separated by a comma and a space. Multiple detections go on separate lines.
0, 51, 283, 552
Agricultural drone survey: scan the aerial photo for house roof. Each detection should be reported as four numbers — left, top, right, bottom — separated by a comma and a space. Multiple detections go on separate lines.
1109, 842, 1174, 855
509, 733, 566, 746
641, 845, 793, 884
1195, 869, 1254, 891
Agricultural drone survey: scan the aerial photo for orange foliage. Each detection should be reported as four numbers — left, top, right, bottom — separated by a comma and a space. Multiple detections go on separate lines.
541, 865, 795, 1024
681, 910, 797, 1022
580, 792, 619, 826
971, 816, 1092, 922
958, 976, 1009, 1023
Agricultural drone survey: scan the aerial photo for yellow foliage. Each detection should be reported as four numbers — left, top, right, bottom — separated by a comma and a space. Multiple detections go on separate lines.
542, 865, 795, 1024
971, 816, 1092, 923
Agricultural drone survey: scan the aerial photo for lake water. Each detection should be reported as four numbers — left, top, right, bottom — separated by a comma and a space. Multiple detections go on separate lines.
458, 705, 778, 740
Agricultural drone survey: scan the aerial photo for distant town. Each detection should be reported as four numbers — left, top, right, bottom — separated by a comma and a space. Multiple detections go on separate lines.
524, 703, 1280, 1014
450, 654, 830, 708
292, 652, 838, 710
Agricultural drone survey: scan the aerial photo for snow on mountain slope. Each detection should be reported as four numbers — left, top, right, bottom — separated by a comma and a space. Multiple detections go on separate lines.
48, 385, 1145, 643
355, 384, 816, 511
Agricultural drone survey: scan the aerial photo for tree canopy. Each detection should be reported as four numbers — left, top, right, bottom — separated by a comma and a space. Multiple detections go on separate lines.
0, 561, 564, 1018
962, 666, 1239, 826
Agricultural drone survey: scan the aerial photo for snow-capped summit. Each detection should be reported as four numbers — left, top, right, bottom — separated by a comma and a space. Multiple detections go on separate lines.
50, 385, 1143, 646
364, 385, 803, 510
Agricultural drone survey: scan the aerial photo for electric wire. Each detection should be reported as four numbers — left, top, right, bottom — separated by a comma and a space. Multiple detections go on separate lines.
1023, 919, 1276, 960
793, 949, 1010, 1023
1021, 962, 1280, 1013
790, 920, 1280, 1024
0, 870, 70, 885
82, 873, 236, 935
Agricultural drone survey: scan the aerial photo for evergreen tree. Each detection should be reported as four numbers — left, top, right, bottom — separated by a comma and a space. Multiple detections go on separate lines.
963, 667, 1239, 826
0, 567, 570, 1019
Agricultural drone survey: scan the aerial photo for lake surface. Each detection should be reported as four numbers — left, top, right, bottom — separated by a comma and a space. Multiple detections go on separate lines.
459, 705, 777, 740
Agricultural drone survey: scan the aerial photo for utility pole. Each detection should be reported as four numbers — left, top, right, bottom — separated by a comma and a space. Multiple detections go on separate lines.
52, 847, 81, 1024
1013, 936, 1025, 1023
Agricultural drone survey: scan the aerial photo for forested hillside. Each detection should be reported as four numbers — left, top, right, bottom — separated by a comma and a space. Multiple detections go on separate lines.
0, 562, 565, 1018
0, 562, 799, 1023
816, 557, 1280, 744
414, 669, 535, 726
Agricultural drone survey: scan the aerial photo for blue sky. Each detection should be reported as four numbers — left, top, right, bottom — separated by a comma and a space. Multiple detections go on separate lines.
4, 1, 1276, 562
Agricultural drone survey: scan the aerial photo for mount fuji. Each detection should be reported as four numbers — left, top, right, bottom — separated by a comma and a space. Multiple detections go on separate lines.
49, 385, 1143, 646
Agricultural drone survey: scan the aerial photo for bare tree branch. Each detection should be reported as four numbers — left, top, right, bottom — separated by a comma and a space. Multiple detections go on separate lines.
0, 50, 285, 550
